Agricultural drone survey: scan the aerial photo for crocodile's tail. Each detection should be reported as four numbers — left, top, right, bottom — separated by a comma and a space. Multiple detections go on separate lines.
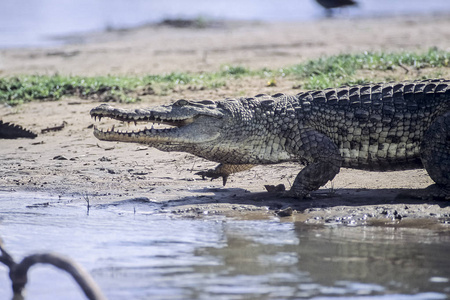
0, 121, 37, 139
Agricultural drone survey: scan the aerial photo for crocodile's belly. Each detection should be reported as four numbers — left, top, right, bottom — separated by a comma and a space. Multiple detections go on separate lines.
338, 140, 423, 171
192, 141, 296, 165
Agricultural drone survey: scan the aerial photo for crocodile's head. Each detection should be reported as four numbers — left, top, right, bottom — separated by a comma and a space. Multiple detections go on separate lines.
90, 99, 227, 153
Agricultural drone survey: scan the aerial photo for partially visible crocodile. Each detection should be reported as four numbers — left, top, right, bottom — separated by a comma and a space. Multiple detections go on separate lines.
0, 121, 37, 139
90, 79, 450, 199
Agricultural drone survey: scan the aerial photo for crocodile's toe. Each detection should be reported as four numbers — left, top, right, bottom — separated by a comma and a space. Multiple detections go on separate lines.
397, 185, 450, 201
195, 170, 229, 186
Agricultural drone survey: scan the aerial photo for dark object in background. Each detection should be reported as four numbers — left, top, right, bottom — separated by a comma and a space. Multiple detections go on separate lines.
0, 120, 37, 139
315, 0, 358, 17
158, 18, 224, 29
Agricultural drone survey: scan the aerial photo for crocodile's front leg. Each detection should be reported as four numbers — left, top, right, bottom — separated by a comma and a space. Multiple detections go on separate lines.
289, 129, 343, 198
196, 164, 255, 186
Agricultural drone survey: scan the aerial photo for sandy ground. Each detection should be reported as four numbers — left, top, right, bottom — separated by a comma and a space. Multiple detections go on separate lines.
1, 14, 450, 226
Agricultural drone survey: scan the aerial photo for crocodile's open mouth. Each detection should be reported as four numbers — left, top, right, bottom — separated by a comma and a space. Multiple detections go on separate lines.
90, 103, 200, 139
91, 113, 195, 134
90, 112, 197, 141
90, 103, 223, 144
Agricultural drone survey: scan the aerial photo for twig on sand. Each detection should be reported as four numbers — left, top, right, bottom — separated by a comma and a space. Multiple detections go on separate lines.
83, 193, 91, 215
96, 143, 115, 151
398, 62, 410, 74
41, 121, 67, 134
0, 238, 106, 300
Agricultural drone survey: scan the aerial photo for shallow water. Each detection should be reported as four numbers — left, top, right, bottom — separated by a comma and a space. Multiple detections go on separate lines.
0, 191, 449, 299
1, 0, 450, 48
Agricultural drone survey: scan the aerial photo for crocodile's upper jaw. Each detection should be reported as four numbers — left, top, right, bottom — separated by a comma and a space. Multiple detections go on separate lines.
90, 101, 224, 148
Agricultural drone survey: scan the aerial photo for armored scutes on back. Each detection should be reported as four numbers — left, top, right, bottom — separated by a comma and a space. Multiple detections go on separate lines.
90, 79, 450, 199
0, 121, 37, 139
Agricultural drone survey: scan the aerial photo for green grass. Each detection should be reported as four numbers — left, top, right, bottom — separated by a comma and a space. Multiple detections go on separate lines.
283, 47, 450, 89
1, 48, 449, 106
0, 75, 139, 105
0, 66, 256, 105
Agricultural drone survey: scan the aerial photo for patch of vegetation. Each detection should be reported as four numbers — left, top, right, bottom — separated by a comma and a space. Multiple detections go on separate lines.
0, 48, 448, 106
0, 75, 139, 106
0, 65, 257, 105
281, 47, 450, 89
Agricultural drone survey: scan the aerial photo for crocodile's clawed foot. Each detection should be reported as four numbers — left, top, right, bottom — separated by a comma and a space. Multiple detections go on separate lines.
195, 170, 229, 186
264, 184, 286, 193
264, 184, 311, 200
280, 190, 312, 200
397, 185, 450, 201
422, 184, 450, 201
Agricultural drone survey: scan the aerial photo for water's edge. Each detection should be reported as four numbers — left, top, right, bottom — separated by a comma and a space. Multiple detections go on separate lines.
1, 191, 449, 300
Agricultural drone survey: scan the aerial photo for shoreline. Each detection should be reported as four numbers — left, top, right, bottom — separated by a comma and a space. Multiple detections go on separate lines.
1, 14, 450, 226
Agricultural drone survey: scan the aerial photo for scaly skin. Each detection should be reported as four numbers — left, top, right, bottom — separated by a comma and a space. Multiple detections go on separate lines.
90, 79, 450, 199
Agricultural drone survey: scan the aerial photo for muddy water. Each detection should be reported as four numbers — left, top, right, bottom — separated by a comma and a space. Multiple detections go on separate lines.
0, 191, 449, 300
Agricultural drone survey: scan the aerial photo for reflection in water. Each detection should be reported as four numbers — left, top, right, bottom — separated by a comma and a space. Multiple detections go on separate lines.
191, 222, 450, 299
192, 221, 304, 298
293, 224, 450, 297
0, 192, 449, 299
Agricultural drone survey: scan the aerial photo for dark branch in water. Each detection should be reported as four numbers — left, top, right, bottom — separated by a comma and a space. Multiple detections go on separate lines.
0, 238, 106, 300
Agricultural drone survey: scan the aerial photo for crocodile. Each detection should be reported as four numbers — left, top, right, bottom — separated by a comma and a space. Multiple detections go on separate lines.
0, 121, 37, 139
90, 79, 450, 199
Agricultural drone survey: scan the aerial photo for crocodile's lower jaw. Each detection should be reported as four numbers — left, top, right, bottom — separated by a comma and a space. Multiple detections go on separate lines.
93, 126, 179, 143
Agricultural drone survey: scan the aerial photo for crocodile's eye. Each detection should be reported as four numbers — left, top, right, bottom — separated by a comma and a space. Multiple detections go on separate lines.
198, 100, 215, 105
174, 99, 189, 106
